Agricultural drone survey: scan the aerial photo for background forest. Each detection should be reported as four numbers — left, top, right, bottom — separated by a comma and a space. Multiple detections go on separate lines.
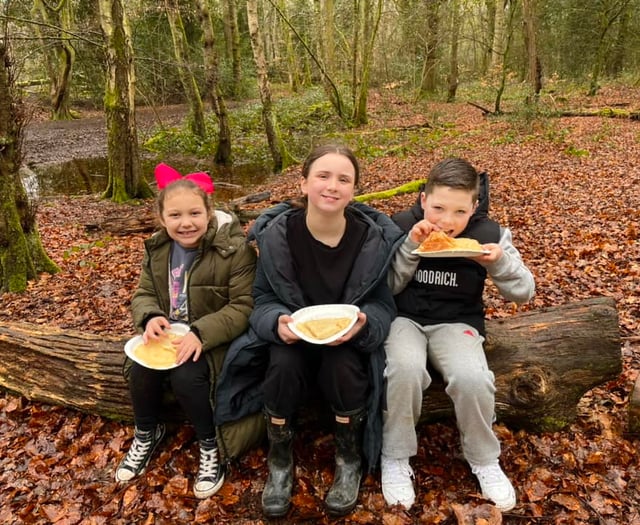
3, 0, 640, 159
1, 0, 640, 524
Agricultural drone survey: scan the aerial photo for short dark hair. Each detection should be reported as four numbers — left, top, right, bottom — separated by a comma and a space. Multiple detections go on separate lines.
424, 158, 479, 201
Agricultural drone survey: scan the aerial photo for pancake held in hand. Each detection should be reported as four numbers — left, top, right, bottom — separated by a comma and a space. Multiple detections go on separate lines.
296, 317, 352, 340
132, 333, 178, 368
417, 231, 483, 252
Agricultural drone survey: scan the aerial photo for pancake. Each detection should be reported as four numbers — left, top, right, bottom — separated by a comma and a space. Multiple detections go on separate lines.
132, 332, 178, 368
296, 317, 352, 340
417, 231, 483, 252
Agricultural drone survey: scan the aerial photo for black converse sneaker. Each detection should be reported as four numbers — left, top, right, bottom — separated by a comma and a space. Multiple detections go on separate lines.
193, 438, 225, 499
115, 424, 166, 482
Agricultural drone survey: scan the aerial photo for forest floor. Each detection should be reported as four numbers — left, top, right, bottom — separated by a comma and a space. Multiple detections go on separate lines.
1, 86, 640, 524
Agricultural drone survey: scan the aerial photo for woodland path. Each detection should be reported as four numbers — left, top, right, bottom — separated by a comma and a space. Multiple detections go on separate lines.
22, 104, 189, 166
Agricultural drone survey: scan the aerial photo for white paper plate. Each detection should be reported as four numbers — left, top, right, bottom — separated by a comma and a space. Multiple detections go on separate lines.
124, 323, 190, 370
288, 304, 360, 345
411, 248, 490, 258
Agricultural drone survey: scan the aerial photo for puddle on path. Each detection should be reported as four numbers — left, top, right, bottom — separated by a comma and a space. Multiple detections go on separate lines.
24, 157, 271, 202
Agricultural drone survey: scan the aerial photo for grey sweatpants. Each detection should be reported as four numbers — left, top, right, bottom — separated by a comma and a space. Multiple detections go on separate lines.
382, 316, 500, 466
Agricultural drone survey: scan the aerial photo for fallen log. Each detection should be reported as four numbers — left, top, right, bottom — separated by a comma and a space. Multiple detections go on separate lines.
420, 296, 621, 432
0, 297, 621, 432
558, 107, 640, 120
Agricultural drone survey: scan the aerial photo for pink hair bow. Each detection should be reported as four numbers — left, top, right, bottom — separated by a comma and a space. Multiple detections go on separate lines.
154, 163, 215, 194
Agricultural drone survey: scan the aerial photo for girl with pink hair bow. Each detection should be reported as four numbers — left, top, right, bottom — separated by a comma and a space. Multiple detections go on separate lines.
115, 163, 256, 500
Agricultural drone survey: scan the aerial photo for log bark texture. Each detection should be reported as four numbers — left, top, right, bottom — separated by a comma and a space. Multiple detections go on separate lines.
420, 296, 621, 431
0, 297, 621, 432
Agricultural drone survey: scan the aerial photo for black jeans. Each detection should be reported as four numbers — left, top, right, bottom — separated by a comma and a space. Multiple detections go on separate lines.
128, 358, 215, 440
262, 342, 369, 418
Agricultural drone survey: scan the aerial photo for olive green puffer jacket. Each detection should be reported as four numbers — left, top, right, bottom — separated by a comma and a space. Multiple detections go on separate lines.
126, 209, 262, 460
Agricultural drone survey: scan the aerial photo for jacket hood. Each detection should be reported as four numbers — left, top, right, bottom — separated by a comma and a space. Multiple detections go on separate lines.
249, 201, 404, 307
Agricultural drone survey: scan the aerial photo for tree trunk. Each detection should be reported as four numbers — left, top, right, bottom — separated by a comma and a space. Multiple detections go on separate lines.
421, 297, 621, 432
0, 43, 59, 293
628, 374, 640, 434
98, 0, 150, 202
419, 0, 441, 96
246, 0, 295, 173
0, 298, 621, 432
352, 0, 381, 125
489, 0, 505, 73
31, 0, 76, 121
164, 0, 207, 139
522, 0, 542, 101
493, 1, 516, 114
481, 0, 496, 75
446, 0, 460, 103
607, 7, 630, 77
196, 0, 232, 165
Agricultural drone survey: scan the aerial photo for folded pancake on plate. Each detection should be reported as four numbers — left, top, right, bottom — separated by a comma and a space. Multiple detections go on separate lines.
452, 237, 484, 251
133, 333, 178, 368
417, 231, 483, 252
296, 317, 352, 340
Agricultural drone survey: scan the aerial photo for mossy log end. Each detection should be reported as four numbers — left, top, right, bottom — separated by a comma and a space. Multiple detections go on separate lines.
0, 297, 622, 432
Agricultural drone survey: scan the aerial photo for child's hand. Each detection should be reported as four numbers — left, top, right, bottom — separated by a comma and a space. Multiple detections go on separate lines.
327, 312, 367, 346
409, 220, 440, 244
175, 331, 203, 364
472, 243, 502, 264
277, 314, 300, 344
142, 316, 172, 343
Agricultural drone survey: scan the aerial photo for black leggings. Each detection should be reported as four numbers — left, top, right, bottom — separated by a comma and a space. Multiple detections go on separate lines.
262, 342, 369, 418
128, 358, 215, 440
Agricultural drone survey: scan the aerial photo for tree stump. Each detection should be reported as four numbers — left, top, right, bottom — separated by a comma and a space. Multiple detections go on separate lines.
0, 297, 621, 432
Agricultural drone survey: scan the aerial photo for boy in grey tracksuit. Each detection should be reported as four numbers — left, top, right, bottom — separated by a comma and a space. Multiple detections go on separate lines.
381, 158, 534, 512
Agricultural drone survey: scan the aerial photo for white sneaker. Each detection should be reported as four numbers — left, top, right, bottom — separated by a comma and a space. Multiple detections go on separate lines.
471, 462, 516, 511
381, 455, 415, 509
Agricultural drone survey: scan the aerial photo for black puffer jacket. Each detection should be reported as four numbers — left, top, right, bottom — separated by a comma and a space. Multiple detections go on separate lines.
214, 201, 405, 471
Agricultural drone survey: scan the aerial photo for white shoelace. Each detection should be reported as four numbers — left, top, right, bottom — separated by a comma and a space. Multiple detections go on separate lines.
473, 464, 504, 487
383, 458, 414, 483
197, 447, 220, 483
121, 433, 154, 471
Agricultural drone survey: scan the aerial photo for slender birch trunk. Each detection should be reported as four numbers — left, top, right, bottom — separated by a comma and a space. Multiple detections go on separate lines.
196, 0, 232, 164
164, 0, 207, 139
246, 0, 295, 172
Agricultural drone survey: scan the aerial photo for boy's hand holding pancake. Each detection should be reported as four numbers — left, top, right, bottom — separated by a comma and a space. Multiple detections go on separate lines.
408, 219, 440, 244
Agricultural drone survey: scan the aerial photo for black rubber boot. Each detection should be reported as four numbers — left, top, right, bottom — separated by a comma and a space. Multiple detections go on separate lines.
325, 408, 366, 516
261, 412, 294, 518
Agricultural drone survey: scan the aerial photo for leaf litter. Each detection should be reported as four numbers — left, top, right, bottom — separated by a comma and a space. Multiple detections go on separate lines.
1, 91, 640, 524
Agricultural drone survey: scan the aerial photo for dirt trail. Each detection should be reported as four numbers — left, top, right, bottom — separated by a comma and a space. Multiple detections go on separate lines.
23, 105, 188, 166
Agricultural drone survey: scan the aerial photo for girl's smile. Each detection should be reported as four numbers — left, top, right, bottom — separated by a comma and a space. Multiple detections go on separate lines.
160, 188, 210, 248
301, 152, 356, 214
